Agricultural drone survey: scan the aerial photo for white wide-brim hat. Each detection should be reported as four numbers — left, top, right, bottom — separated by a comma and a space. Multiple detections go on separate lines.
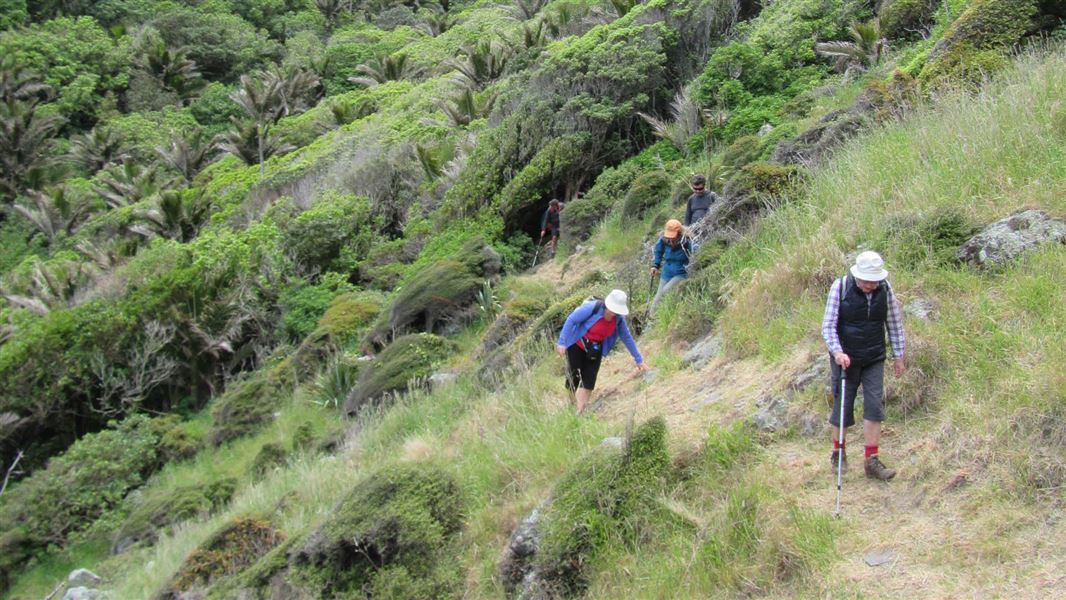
850, 251, 889, 282
604, 289, 629, 316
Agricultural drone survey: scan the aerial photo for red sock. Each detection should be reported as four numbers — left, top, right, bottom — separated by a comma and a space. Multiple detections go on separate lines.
865, 445, 878, 459
833, 439, 845, 451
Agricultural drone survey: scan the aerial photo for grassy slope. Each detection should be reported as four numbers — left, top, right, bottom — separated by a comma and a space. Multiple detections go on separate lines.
9, 31, 1066, 600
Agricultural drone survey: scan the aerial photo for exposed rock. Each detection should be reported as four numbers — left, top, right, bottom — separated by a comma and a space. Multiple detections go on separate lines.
682, 334, 723, 369
752, 394, 789, 432
499, 500, 550, 599
863, 547, 899, 567
599, 437, 625, 451
904, 297, 937, 321
640, 368, 660, 384
429, 371, 459, 388
68, 569, 102, 588
956, 210, 1066, 268
790, 356, 829, 392
63, 587, 104, 600
757, 123, 775, 136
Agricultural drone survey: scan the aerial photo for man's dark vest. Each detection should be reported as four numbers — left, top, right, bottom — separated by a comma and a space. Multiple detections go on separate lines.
837, 275, 888, 366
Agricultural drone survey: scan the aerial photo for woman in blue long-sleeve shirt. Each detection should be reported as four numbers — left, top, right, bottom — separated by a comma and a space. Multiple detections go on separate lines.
649, 219, 695, 316
556, 289, 648, 414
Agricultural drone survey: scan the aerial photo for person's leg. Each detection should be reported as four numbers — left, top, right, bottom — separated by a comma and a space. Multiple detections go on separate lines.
649, 277, 669, 316
859, 361, 895, 480
575, 387, 591, 415
828, 359, 860, 470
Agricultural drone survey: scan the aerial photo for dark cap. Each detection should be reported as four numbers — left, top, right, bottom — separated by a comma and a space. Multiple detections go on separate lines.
691, 174, 706, 186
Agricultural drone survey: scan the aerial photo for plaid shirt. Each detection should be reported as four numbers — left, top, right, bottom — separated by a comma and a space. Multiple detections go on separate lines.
821, 277, 905, 359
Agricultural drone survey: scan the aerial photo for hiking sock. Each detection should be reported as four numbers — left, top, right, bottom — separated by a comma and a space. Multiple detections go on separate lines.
864, 445, 878, 459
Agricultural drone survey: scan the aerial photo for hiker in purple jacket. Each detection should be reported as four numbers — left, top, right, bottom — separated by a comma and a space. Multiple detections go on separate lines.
556, 289, 648, 415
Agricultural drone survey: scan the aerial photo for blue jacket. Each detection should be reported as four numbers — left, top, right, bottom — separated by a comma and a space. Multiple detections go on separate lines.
557, 300, 643, 364
652, 236, 694, 281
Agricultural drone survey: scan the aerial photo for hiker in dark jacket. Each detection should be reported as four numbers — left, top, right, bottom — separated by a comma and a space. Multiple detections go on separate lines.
649, 219, 695, 316
822, 251, 906, 481
556, 289, 648, 415
684, 174, 717, 226
540, 199, 562, 257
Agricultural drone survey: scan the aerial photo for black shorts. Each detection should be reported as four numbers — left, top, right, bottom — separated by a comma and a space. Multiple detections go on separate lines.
546, 226, 559, 240
565, 344, 601, 391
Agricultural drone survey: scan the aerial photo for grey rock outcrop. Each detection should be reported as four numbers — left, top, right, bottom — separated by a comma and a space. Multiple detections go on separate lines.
957, 210, 1066, 268
682, 334, 723, 369
499, 500, 552, 600
63, 587, 104, 600
751, 357, 827, 436
67, 569, 102, 588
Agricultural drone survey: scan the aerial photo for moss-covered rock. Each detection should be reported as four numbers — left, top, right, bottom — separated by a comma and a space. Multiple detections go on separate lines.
620, 171, 673, 221
919, 0, 1040, 89
151, 415, 205, 463
479, 295, 553, 356
156, 517, 284, 599
724, 162, 805, 200
533, 417, 671, 595
344, 333, 457, 415
208, 375, 286, 446
289, 463, 463, 598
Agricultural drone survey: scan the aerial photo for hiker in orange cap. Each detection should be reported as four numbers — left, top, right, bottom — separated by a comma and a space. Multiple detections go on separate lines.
649, 219, 694, 316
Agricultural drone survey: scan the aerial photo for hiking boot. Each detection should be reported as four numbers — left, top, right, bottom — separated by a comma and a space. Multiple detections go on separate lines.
864, 455, 897, 481
830, 449, 848, 474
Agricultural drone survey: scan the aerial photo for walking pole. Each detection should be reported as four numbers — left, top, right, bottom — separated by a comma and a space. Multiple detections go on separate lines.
834, 366, 847, 517
531, 233, 545, 268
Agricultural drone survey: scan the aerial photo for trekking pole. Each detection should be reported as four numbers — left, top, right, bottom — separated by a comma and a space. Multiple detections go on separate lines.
531, 233, 545, 269
834, 367, 847, 517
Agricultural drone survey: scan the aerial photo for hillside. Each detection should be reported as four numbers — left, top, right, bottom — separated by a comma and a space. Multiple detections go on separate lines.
1, 0, 1065, 598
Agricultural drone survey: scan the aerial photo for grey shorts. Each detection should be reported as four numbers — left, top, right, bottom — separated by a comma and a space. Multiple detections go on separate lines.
827, 358, 885, 427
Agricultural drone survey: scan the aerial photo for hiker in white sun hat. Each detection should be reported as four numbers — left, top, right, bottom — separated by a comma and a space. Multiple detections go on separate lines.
822, 251, 906, 481
556, 289, 649, 415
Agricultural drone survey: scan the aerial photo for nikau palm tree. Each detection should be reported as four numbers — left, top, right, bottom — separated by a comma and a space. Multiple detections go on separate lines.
69, 126, 128, 175
815, 20, 887, 73
11, 186, 93, 243
156, 128, 218, 184
94, 159, 162, 209
348, 53, 422, 87
445, 41, 510, 90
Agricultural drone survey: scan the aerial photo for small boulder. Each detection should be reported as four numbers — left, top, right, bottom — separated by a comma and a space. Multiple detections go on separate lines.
904, 297, 937, 321
68, 569, 102, 588
682, 334, 723, 369
956, 210, 1066, 268
757, 123, 775, 136
752, 394, 789, 432
63, 588, 103, 600
499, 500, 551, 599
429, 371, 459, 388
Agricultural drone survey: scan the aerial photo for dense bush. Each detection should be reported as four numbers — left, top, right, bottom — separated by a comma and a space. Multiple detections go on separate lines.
289, 463, 464, 598
313, 292, 381, 346
879, 0, 938, 39
0, 415, 163, 587
620, 170, 673, 220
280, 193, 374, 275
919, 0, 1040, 88
535, 417, 671, 595
344, 333, 457, 414
112, 482, 233, 554
158, 517, 284, 599
208, 374, 288, 446
278, 273, 354, 343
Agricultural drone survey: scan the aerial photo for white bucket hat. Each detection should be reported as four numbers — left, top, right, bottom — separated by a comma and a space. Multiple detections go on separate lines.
604, 289, 629, 316
850, 251, 889, 282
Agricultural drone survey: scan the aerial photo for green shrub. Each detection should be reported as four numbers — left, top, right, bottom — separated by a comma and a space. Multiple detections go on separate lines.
722, 135, 765, 170
497, 134, 593, 233
621, 171, 673, 220
919, 0, 1040, 89
879, 0, 937, 39
0, 415, 161, 578
279, 273, 355, 343
881, 208, 979, 268
562, 192, 613, 243
112, 486, 213, 554
208, 375, 286, 446
725, 162, 806, 199
151, 415, 204, 463
536, 417, 671, 595
344, 333, 456, 413
720, 95, 787, 143
292, 421, 315, 452
289, 463, 463, 597
250, 442, 288, 476
281, 193, 374, 274
159, 517, 284, 599
366, 237, 500, 345
313, 292, 381, 346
